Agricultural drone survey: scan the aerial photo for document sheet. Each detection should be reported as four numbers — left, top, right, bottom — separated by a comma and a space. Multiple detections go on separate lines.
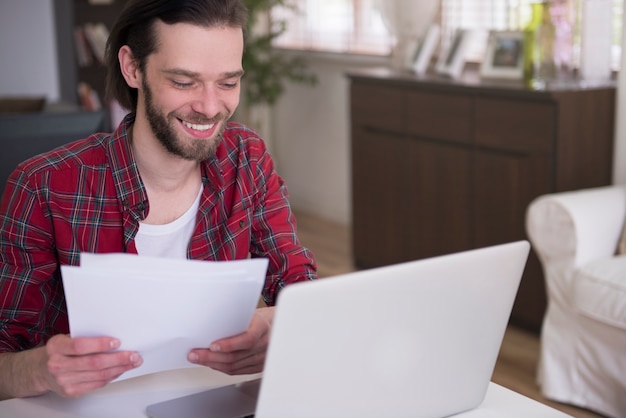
60, 253, 268, 381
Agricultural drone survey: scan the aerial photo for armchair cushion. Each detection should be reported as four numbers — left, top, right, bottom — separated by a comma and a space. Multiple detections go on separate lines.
574, 255, 626, 329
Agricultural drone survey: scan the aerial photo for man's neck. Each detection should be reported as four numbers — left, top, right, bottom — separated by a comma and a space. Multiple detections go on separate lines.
130, 121, 201, 194
129, 121, 204, 225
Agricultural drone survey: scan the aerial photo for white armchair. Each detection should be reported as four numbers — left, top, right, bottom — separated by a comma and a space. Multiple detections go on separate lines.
526, 185, 626, 418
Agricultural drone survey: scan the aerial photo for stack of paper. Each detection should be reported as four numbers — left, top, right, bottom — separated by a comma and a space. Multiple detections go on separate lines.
61, 253, 268, 381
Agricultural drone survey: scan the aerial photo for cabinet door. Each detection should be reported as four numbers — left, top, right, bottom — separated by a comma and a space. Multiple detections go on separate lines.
474, 97, 554, 153
552, 89, 615, 190
473, 150, 552, 246
406, 91, 472, 144
473, 149, 552, 332
352, 129, 410, 268
408, 140, 472, 260
350, 82, 404, 131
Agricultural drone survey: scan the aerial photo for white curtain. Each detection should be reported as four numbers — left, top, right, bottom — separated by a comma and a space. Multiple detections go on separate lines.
614, 0, 626, 184
613, 0, 626, 184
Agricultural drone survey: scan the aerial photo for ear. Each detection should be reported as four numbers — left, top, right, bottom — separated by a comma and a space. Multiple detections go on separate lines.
118, 45, 142, 89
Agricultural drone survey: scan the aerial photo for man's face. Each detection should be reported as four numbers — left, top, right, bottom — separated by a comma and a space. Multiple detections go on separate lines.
137, 21, 244, 161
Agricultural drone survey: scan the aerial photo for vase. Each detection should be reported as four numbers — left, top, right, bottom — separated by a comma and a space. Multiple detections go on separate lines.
549, 0, 574, 72
375, 0, 439, 71
534, 2, 557, 85
524, 1, 557, 87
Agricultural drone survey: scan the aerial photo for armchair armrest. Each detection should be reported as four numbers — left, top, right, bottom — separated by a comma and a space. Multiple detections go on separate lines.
526, 185, 626, 270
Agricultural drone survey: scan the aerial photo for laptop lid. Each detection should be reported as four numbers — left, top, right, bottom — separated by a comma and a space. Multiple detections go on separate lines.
147, 240, 529, 418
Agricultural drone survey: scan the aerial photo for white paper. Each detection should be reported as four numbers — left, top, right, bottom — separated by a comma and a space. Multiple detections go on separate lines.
60, 254, 268, 381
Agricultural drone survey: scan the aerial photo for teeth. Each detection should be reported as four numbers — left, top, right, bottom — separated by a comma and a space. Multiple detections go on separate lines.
182, 120, 214, 131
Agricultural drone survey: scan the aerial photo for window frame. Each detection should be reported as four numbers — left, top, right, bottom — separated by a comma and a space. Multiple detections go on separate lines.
272, 0, 623, 70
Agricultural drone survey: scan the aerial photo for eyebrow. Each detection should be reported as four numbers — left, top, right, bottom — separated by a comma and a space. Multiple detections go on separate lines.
162, 68, 245, 79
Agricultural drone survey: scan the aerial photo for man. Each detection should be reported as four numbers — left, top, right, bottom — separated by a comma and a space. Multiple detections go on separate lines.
0, 0, 317, 399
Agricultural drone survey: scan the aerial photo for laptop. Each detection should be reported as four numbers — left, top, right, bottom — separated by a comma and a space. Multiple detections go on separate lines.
146, 240, 530, 418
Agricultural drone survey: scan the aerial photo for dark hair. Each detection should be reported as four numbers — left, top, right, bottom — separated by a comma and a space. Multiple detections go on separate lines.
105, 0, 248, 111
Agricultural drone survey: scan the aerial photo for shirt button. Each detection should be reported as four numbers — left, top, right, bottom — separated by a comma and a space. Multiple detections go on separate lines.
239, 220, 246, 228
137, 202, 146, 211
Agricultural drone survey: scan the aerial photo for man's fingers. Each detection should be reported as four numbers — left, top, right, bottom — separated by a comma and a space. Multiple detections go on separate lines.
39, 335, 143, 398
46, 352, 143, 398
199, 351, 266, 375
187, 307, 275, 376
209, 311, 272, 353
209, 331, 258, 353
47, 334, 121, 356
54, 364, 132, 398
48, 350, 142, 374
54, 365, 124, 392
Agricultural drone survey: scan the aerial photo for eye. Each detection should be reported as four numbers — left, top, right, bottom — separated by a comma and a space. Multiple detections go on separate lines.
172, 80, 194, 89
221, 80, 240, 90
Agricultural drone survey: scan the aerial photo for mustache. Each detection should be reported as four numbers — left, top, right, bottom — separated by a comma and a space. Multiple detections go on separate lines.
178, 112, 227, 125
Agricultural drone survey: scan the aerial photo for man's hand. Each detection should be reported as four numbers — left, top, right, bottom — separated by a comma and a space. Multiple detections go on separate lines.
187, 306, 275, 375
36, 334, 142, 398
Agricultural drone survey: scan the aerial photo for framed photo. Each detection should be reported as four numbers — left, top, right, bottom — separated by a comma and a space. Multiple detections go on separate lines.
480, 31, 525, 80
412, 24, 441, 75
436, 29, 472, 79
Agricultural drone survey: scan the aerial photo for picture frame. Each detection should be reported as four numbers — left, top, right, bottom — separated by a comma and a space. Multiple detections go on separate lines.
480, 30, 525, 80
412, 24, 441, 75
436, 29, 472, 79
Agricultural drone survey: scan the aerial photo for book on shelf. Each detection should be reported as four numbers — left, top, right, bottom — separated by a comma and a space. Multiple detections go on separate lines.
73, 23, 110, 66
73, 26, 94, 67
77, 82, 102, 112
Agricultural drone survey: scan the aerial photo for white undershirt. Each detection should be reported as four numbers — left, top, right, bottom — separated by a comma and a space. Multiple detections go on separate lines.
135, 186, 203, 259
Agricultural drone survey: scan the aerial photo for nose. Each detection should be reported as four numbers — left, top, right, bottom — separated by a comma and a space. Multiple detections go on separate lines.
191, 85, 222, 118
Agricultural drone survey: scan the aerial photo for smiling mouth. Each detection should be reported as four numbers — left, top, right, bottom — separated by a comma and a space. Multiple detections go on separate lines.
181, 120, 215, 132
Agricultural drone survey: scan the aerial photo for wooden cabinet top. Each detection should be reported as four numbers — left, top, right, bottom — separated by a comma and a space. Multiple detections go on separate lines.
346, 67, 616, 100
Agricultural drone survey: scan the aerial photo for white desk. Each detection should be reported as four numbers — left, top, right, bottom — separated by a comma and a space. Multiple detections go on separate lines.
0, 367, 572, 417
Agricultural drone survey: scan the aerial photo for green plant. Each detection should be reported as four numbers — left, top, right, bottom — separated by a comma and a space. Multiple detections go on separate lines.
242, 0, 317, 106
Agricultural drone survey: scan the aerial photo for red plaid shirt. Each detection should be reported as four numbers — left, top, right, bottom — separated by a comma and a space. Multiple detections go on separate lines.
0, 114, 317, 352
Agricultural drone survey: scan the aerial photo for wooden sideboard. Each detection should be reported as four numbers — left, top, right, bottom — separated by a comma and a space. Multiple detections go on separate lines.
348, 67, 615, 333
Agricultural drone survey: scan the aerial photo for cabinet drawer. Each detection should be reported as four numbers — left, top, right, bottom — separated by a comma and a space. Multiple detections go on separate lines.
406, 90, 472, 143
350, 82, 404, 131
475, 97, 555, 153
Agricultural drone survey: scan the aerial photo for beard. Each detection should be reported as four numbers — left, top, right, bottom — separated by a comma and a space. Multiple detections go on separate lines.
142, 78, 228, 161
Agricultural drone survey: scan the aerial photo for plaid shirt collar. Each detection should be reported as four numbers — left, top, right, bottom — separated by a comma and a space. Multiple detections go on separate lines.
107, 113, 226, 223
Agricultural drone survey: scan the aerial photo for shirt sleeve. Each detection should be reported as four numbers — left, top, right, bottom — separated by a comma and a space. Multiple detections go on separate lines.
0, 169, 67, 352
249, 147, 318, 306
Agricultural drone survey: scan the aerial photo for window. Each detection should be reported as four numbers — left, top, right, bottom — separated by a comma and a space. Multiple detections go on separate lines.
274, 0, 622, 69
439, 0, 531, 61
441, 0, 623, 69
272, 0, 392, 55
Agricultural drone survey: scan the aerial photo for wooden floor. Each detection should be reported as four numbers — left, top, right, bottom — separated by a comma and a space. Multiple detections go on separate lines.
292, 209, 606, 418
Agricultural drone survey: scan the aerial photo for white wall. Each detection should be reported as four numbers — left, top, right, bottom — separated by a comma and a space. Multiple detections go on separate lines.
270, 53, 387, 226
0, 0, 59, 102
